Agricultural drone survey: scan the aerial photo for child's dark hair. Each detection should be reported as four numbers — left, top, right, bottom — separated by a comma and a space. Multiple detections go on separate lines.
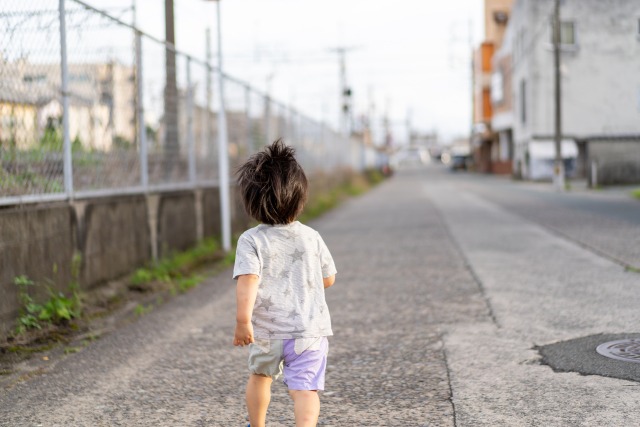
236, 139, 308, 225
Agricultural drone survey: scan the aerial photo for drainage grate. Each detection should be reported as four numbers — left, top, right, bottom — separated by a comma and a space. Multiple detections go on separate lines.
596, 339, 640, 364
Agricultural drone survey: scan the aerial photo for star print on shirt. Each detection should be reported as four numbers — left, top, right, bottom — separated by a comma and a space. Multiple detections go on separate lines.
257, 296, 274, 311
281, 229, 297, 240
283, 287, 292, 297
306, 279, 316, 291
279, 269, 291, 279
289, 248, 305, 263
263, 253, 280, 271
287, 309, 300, 320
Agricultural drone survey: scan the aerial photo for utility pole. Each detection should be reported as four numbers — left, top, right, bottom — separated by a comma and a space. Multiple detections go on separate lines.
552, 0, 565, 191
469, 19, 475, 140
329, 47, 357, 137
164, 0, 179, 177
406, 108, 412, 146
132, 0, 138, 147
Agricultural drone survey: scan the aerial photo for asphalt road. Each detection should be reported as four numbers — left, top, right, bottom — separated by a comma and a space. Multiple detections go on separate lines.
1, 164, 639, 426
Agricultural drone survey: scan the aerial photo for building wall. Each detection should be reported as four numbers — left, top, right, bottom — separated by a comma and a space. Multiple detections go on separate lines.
0, 103, 38, 149
531, 0, 640, 138
509, 0, 640, 178
484, 0, 514, 44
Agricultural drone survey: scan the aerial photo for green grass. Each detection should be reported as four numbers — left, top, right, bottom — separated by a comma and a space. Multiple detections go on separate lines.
631, 189, 640, 200
133, 303, 154, 317
130, 237, 221, 291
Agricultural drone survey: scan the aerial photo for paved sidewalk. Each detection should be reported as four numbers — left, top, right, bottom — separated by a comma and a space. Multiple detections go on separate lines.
0, 168, 485, 426
2, 166, 639, 426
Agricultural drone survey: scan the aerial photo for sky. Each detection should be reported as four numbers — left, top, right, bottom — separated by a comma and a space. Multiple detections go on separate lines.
84, 0, 485, 144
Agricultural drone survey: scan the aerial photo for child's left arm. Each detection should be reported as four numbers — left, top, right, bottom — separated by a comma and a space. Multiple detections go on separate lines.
233, 274, 259, 347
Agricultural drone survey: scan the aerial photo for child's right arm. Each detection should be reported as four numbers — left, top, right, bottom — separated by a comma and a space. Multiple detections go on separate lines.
233, 274, 259, 347
323, 275, 335, 289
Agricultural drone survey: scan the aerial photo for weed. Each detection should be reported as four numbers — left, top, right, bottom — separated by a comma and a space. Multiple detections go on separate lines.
7, 343, 56, 354
625, 265, 640, 273
14, 276, 41, 334
129, 238, 221, 291
133, 303, 153, 317
175, 275, 203, 293
64, 346, 83, 355
223, 251, 236, 266
13, 275, 82, 335
631, 189, 640, 200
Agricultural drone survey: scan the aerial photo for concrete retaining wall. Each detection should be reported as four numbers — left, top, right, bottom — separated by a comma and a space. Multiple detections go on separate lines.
0, 186, 225, 338
0, 205, 75, 338
79, 197, 150, 289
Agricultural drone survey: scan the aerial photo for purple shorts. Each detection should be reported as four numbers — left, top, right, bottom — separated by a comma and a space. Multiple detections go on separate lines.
248, 337, 329, 390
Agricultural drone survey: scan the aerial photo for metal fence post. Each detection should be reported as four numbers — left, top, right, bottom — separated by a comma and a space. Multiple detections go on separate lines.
264, 95, 271, 146
215, 1, 231, 252
59, 0, 73, 198
244, 84, 251, 155
186, 57, 196, 184
135, 30, 148, 189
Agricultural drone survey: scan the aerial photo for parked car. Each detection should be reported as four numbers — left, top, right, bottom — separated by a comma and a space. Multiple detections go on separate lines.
441, 151, 471, 171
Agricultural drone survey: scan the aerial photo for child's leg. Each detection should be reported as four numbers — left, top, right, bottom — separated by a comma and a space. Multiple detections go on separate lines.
288, 390, 320, 427
246, 374, 272, 427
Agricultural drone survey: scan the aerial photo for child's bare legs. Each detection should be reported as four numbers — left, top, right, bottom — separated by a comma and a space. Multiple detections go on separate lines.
246, 374, 272, 427
289, 390, 320, 427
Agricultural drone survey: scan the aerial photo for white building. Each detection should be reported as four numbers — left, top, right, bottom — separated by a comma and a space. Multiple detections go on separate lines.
0, 59, 135, 152
493, 0, 640, 183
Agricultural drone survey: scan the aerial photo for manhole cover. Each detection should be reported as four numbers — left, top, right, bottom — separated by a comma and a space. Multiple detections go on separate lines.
596, 339, 640, 364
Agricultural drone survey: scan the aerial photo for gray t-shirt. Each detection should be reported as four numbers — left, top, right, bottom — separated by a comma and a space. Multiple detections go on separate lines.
233, 221, 337, 340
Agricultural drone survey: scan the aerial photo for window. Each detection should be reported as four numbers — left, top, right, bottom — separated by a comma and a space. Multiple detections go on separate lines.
493, 11, 508, 25
550, 21, 576, 46
560, 22, 576, 45
23, 74, 46, 83
491, 71, 504, 104
520, 80, 527, 125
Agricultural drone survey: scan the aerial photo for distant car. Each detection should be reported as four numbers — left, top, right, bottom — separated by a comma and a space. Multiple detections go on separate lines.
442, 152, 471, 170
449, 154, 470, 171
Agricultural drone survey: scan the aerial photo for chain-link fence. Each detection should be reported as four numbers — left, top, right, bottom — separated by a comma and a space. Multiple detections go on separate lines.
0, 0, 376, 206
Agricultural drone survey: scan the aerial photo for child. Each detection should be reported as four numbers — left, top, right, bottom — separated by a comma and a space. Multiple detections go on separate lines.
232, 140, 337, 427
